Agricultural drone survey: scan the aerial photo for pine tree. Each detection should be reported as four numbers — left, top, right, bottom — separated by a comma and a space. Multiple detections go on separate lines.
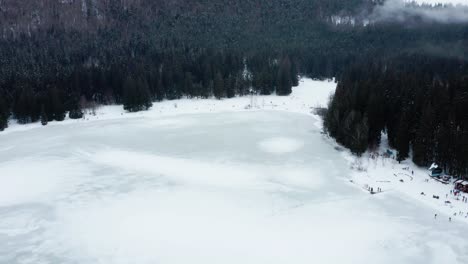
413, 102, 435, 166
396, 111, 410, 162
40, 105, 48, 126
13, 87, 38, 124
277, 57, 292, 96
123, 76, 153, 112
291, 59, 299, 87
68, 94, 84, 119
183, 72, 194, 97
0, 96, 9, 131
123, 77, 137, 112
213, 72, 224, 99
226, 74, 236, 98
136, 77, 153, 111
48, 86, 66, 121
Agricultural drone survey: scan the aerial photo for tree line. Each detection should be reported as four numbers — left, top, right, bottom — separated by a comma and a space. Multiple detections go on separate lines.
324, 54, 468, 177
0, 49, 298, 131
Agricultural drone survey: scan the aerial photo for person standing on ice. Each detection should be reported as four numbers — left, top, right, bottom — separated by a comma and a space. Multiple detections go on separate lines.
434, 214, 437, 219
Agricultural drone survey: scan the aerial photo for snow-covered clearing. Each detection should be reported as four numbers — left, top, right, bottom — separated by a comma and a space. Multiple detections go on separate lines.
345, 133, 468, 225
1, 78, 468, 263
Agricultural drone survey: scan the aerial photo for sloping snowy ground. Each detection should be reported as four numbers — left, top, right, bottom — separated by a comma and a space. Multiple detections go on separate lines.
342, 133, 468, 224
1, 79, 468, 263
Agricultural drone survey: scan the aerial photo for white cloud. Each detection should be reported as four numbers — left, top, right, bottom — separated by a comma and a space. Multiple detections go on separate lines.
372, 0, 468, 23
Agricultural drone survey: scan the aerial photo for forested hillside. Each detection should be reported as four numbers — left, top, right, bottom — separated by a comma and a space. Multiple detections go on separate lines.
0, 0, 371, 129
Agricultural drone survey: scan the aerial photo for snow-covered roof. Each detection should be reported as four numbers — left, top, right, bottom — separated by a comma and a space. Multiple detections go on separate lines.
455, 180, 468, 186
428, 163, 438, 170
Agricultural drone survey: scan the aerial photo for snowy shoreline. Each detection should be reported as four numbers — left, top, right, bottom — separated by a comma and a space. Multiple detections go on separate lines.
2, 77, 467, 224
1, 78, 334, 136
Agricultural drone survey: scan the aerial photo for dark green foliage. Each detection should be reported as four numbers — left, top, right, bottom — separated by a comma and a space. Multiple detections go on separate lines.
396, 112, 410, 162
213, 72, 225, 99
226, 74, 236, 99
291, 60, 299, 87
276, 57, 293, 96
40, 105, 48, 126
13, 87, 39, 124
0, 96, 9, 131
68, 94, 84, 119
45, 87, 66, 122
325, 55, 468, 177
0, 2, 466, 129
123, 77, 153, 112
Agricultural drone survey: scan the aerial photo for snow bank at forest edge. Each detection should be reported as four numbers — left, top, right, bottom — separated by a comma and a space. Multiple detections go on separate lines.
2, 78, 334, 135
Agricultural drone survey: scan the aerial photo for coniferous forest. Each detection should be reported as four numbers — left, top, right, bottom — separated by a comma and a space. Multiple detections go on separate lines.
325, 55, 468, 177
0, 0, 467, 176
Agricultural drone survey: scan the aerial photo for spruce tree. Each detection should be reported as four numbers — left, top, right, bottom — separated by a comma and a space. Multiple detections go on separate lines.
68, 95, 84, 119
291, 60, 299, 87
277, 57, 292, 96
396, 112, 410, 162
13, 87, 38, 124
213, 72, 224, 99
40, 105, 48, 126
48, 87, 66, 121
136, 77, 153, 111
123, 77, 137, 112
184, 72, 194, 97
413, 102, 435, 166
123, 76, 153, 112
226, 74, 236, 98
0, 96, 9, 131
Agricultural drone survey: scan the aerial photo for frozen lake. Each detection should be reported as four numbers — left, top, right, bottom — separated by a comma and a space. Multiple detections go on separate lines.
1, 110, 468, 263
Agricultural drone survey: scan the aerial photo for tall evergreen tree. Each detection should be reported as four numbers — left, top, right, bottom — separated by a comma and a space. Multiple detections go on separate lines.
277, 57, 292, 96
413, 102, 436, 166
123, 76, 153, 112
291, 59, 299, 87
213, 72, 225, 99
226, 74, 236, 98
48, 86, 66, 121
40, 105, 48, 126
13, 87, 39, 124
0, 96, 9, 131
396, 111, 411, 162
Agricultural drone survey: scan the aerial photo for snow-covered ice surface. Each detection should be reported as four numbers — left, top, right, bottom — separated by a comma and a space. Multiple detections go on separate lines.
1, 79, 468, 263
258, 137, 304, 154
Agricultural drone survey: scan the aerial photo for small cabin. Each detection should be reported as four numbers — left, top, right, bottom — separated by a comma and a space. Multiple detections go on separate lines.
455, 180, 468, 193
429, 167, 443, 178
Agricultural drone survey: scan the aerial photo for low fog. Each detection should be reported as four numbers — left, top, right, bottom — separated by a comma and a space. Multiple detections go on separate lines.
372, 0, 468, 23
